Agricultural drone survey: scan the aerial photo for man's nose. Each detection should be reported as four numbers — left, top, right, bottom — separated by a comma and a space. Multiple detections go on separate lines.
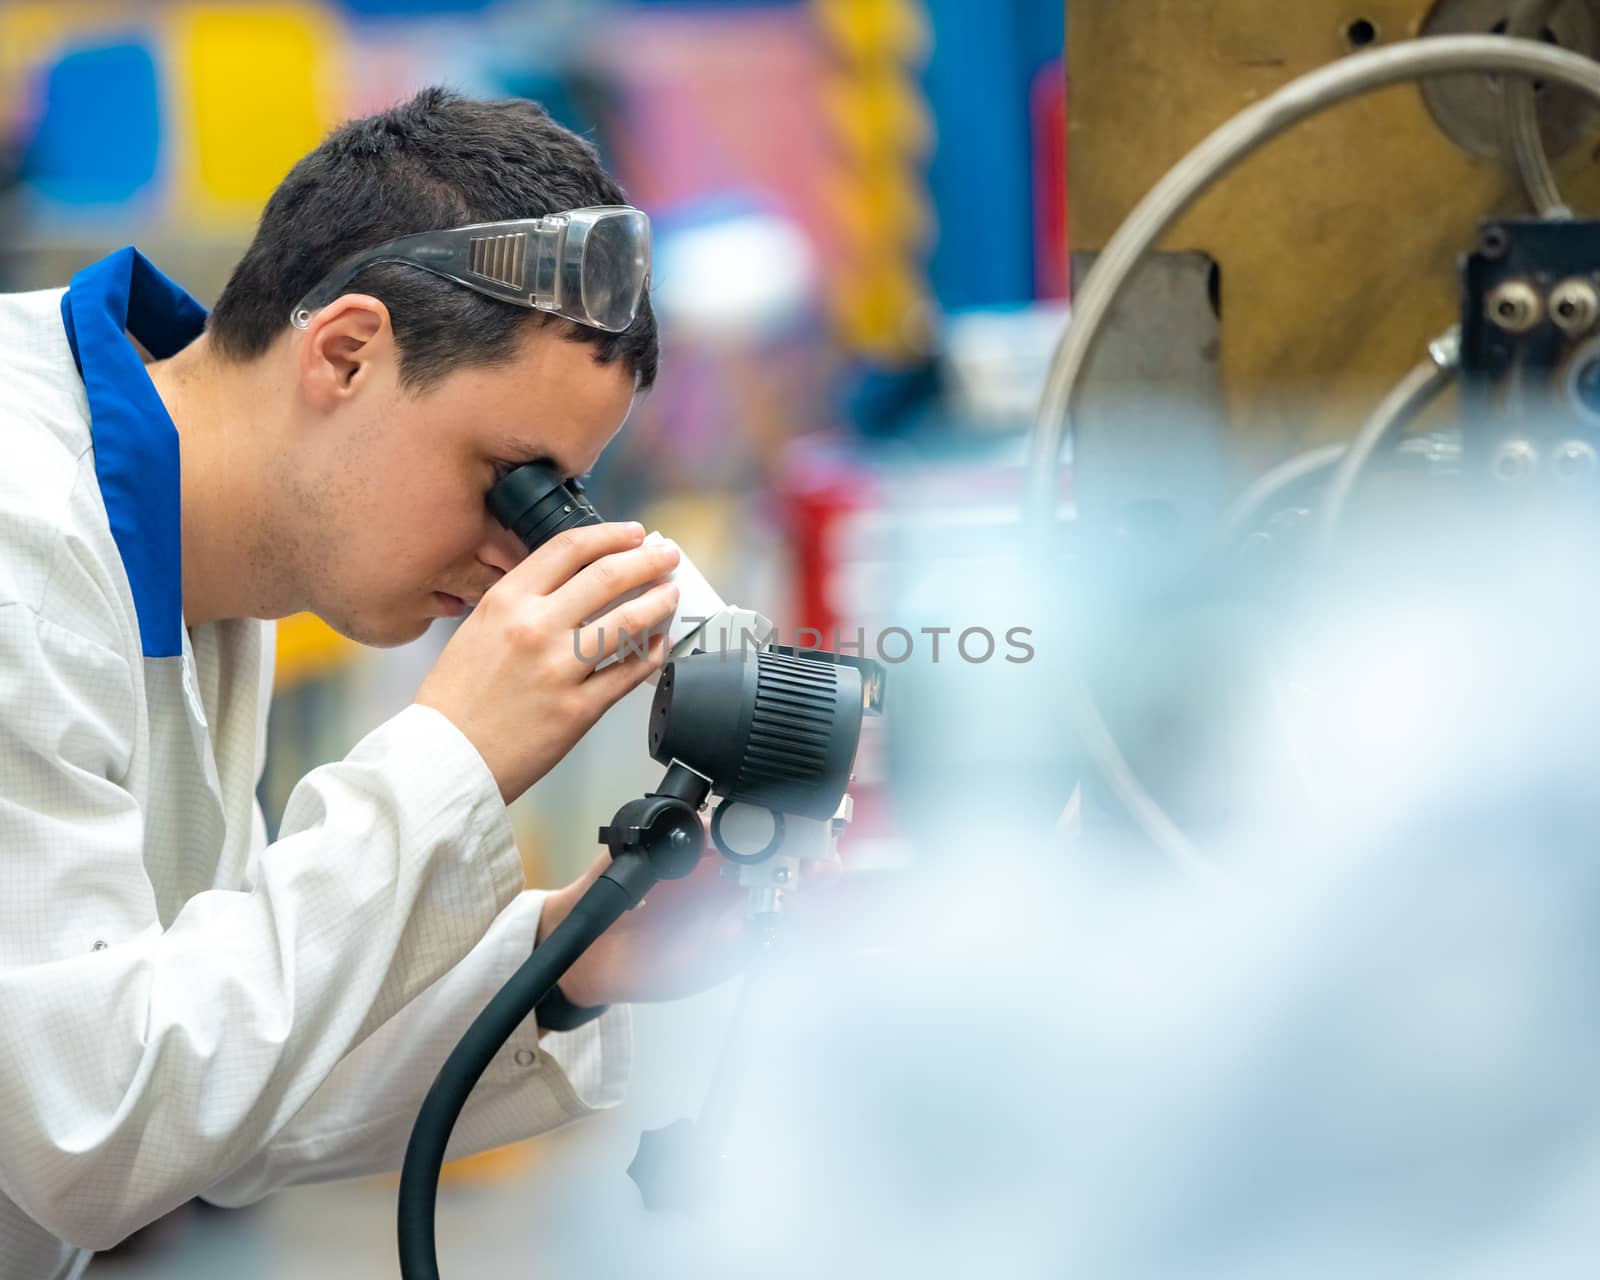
478, 519, 528, 575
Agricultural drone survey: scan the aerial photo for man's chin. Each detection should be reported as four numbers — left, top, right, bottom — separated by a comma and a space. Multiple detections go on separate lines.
321, 610, 433, 650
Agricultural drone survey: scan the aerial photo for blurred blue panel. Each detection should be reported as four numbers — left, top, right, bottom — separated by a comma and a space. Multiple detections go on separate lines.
22, 40, 161, 205
922, 0, 1063, 309
337, 0, 498, 13
493, 69, 605, 160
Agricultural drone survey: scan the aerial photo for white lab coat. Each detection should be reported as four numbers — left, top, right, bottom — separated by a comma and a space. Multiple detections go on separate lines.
0, 280, 628, 1279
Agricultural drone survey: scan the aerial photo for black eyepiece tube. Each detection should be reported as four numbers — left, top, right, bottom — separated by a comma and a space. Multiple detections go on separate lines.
487, 462, 603, 553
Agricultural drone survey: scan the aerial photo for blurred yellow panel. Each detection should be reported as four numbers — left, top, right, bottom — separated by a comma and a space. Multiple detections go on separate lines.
813, 0, 928, 65
820, 69, 933, 160
814, 0, 932, 361
369, 1140, 538, 1190
274, 611, 358, 689
828, 268, 924, 359
440, 1141, 536, 1185
823, 169, 932, 251
168, 3, 342, 222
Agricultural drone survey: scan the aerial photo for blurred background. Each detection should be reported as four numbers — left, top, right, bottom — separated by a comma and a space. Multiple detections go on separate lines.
0, 0, 1066, 1273
13, 1, 1600, 1276
0, 0, 1065, 867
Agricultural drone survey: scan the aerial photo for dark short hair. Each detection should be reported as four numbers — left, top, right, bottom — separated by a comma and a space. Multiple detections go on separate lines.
207, 87, 657, 391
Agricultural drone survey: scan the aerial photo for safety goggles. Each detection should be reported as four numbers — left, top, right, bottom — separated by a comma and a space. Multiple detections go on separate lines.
289, 205, 651, 334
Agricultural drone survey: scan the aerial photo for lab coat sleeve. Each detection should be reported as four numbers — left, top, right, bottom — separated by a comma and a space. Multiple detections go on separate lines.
200, 889, 632, 1207
0, 602, 527, 1253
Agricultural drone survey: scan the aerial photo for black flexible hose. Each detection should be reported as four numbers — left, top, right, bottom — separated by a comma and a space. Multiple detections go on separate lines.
397, 873, 638, 1280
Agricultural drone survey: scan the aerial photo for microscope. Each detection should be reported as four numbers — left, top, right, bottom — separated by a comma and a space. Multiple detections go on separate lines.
397, 463, 885, 1280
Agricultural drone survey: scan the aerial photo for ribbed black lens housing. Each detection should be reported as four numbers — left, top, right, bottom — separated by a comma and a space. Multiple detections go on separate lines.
648, 650, 863, 819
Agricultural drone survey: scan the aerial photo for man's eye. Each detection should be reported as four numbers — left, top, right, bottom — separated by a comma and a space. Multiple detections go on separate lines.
491, 461, 589, 491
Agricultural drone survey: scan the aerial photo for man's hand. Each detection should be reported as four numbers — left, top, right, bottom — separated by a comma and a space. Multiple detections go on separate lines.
535, 842, 750, 1010
415, 522, 680, 804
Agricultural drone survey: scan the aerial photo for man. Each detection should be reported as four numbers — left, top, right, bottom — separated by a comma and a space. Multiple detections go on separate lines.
0, 88, 745, 1278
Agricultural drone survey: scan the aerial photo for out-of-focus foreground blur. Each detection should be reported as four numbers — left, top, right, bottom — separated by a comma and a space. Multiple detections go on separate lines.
13, 0, 1600, 1275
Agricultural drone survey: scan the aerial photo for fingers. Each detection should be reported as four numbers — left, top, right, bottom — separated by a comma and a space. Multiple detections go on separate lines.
583, 628, 668, 701
505, 521, 648, 596
553, 537, 681, 627
571, 581, 679, 669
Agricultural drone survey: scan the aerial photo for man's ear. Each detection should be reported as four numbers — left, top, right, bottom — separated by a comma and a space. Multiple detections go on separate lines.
298, 295, 393, 410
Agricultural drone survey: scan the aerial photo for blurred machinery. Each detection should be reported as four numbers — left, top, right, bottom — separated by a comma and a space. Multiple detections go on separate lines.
1067, 0, 1600, 477
1040, 4, 1600, 869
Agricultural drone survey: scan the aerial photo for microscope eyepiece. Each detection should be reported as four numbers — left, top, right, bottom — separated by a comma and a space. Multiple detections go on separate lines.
488, 462, 603, 553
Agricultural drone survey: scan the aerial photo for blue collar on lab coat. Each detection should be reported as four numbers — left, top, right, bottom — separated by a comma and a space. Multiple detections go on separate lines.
61, 248, 208, 659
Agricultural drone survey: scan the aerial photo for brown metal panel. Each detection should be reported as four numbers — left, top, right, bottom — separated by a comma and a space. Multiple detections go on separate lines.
1066, 0, 1600, 468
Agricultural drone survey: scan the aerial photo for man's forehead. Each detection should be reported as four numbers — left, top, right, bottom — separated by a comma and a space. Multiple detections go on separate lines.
485, 344, 635, 473
492, 428, 613, 479
495, 438, 581, 476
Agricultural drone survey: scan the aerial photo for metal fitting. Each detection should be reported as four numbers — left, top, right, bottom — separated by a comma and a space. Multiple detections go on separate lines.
1491, 439, 1539, 484
1427, 325, 1462, 370
1550, 279, 1600, 338
1565, 342, 1600, 423
1552, 440, 1599, 482
1478, 226, 1509, 260
1485, 281, 1543, 334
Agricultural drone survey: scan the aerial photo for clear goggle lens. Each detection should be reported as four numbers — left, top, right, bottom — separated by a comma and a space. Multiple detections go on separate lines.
290, 205, 651, 334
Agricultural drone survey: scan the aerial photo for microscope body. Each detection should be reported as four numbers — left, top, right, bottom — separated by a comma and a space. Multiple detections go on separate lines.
640, 540, 857, 913
487, 463, 874, 914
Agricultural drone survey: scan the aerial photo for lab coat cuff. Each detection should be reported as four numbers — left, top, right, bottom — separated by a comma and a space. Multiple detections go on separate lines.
486, 891, 633, 1120
536, 1002, 634, 1119
392, 703, 523, 909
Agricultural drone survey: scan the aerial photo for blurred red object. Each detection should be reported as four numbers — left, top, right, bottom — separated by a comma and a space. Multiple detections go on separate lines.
778, 446, 878, 641
1031, 58, 1069, 301
775, 444, 901, 866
